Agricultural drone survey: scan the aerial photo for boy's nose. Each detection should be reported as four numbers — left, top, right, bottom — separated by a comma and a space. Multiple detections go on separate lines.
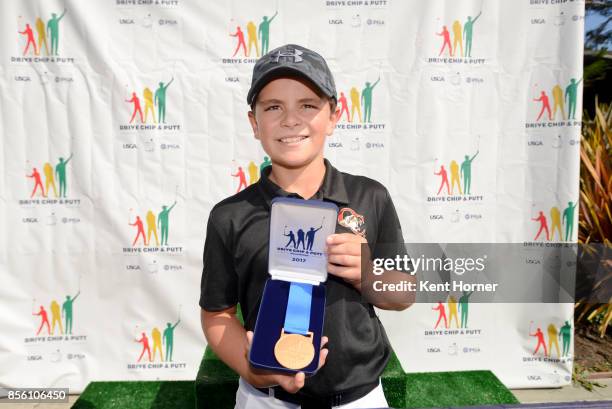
280, 109, 302, 128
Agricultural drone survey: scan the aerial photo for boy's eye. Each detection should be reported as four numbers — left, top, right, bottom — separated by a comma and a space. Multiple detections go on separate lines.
303, 104, 318, 109
264, 105, 280, 111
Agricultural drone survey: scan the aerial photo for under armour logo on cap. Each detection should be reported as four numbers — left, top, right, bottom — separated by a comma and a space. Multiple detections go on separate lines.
272, 48, 304, 63
247, 44, 337, 106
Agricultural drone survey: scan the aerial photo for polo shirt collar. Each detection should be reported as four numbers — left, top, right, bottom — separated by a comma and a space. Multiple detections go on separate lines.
258, 158, 350, 207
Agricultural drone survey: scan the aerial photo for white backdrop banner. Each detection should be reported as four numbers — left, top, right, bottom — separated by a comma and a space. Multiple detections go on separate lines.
0, 0, 583, 392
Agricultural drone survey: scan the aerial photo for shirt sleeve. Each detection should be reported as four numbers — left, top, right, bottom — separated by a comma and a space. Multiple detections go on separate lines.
372, 189, 409, 262
199, 214, 239, 311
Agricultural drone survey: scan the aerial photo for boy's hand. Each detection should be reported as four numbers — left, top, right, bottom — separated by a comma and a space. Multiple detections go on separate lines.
244, 331, 329, 393
326, 233, 370, 289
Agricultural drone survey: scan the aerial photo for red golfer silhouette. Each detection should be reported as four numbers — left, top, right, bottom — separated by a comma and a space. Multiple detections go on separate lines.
534, 91, 552, 122
130, 215, 147, 246
33, 305, 51, 335
126, 92, 144, 124
19, 23, 37, 56
232, 166, 247, 193
435, 165, 450, 195
433, 301, 448, 329
530, 325, 548, 356
437, 25, 452, 56
532, 211, 550, 241
230, 26, 247, 57
27, 167, 45, 198
338, 92, 350, 122
135, 332, 152, 362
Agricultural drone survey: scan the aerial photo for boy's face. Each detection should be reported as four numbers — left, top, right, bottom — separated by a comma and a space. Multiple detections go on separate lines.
248, 77, 339, 171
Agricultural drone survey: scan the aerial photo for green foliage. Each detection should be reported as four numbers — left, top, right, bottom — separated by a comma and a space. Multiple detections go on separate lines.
575, 102, 612, 339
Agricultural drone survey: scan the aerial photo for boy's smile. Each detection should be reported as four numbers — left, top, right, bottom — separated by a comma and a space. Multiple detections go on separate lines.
248, 77, 339, 171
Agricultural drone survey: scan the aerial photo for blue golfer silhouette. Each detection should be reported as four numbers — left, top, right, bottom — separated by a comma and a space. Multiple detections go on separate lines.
296, 229, 306, 249
306, 225, 323, 250
284, 227, 297, 248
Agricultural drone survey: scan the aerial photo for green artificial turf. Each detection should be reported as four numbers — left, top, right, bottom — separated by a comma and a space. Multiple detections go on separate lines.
73, 303, 518, 408
72, 380, 195, 409
404, 370, 520, 408
72, 360, 519, 409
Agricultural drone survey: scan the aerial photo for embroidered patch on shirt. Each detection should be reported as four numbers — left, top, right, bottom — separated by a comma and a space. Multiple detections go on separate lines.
338, 207, 366, 237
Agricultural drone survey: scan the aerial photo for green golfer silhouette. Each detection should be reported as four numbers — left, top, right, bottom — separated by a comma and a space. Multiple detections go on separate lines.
47, 9, 67, 56
565, 78, 582, 120
463, 11, 482, 58
258, 11, 278, 55
562, 201, 577, 241
62, 291, 80, 334
158, 201, 177, 246
559, 321, 572, 357
55, 153, 74, 198
155, 78, 174, 124
460, 150, 479, 195
361, 77, 380, 123
458, 291, 473, 328
260, 156, 271, 173
163, 319, 181, 362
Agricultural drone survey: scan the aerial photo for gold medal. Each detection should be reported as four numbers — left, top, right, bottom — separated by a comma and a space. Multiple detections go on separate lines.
274, 329, 315, 370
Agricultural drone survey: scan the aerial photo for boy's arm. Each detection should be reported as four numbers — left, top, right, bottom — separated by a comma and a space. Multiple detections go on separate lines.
326, 233, 415, 311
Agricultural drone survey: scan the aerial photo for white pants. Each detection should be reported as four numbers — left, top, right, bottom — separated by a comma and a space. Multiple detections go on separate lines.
234, 377, 389, 409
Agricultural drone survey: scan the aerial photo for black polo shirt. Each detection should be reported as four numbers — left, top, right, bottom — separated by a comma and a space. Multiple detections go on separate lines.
199, 158, 406, 398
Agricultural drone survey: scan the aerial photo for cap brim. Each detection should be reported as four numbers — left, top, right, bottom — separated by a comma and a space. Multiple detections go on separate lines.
247, 66, 334, 106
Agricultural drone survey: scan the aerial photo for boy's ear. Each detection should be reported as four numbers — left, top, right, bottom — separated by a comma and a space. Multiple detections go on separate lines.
327, 105, 341, 136
248, 110, 260, 140
333, 105, 341, 122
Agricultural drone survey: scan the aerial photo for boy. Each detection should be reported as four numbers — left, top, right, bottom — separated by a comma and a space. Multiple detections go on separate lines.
200, 44, 412, 409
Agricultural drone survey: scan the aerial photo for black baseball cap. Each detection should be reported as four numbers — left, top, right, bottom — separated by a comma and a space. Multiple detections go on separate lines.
247, 44, 337, 106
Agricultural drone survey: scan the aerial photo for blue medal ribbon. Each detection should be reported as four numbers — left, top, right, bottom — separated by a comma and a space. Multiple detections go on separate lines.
283, 282, 313, 335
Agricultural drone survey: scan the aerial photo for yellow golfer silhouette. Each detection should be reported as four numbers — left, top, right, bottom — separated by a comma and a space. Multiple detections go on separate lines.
551, 84, 566, 120
43, 162, 58, 198
452, 20, 463, 57
50, 300, 63, 335
143, 87, 157, 124
350, 87, 362, 123
246, 21, 260, 57
447, 296, 459, 328
35, 17, 49, 56
550, 206, 562, 241
146, 210, 160, 246
248, 161, 259, 185
450, 160, 462, 195
152, 327, 164, 362
547, 323, 560, 358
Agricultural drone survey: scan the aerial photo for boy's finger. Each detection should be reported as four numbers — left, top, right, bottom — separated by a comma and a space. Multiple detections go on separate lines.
246, 331, 254, 351
326, 262, 348, 278
326, 233, 352, 245
328, 254, 359, 267
327, 233, 366, 245
320, 336, 329, 349
280, 371, 305, 394
317, 347, 329, 370
326, 242, 361, 256
293, 371, 305, 390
